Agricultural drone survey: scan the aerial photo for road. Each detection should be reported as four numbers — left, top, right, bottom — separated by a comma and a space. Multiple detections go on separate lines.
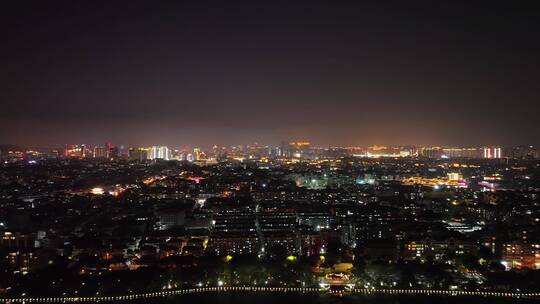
1, 286, 539, 303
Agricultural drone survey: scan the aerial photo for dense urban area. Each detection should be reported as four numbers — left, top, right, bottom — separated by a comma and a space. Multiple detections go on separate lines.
1, 142, 539, 299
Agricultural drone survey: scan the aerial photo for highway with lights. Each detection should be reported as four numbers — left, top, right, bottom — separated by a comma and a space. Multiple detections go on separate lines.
1, 286, 540, 303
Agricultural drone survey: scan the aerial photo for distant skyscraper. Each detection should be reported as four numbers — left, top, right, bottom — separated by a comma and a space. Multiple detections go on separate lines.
93, 146, 108, 158
420, 147, 443, 158
483, 147, 502, 159
441, 147, 482, 158
148, 146, 171, 160
129, 147, 150, 161
64, 144, 85, 158
193, 148, 206, 160
109, 146, 121, 159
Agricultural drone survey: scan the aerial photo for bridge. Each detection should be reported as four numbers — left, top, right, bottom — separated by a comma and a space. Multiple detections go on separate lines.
1, 286, 539, 303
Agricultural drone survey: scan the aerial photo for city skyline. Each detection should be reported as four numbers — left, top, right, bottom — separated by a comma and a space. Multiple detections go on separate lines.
2, 1, 540, 147
4, 141, 535, 163
0, 141, 525, 153
3, 2, 540, 303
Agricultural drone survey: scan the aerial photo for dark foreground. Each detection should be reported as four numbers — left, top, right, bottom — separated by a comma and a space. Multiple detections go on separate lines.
129, 292, 540, 304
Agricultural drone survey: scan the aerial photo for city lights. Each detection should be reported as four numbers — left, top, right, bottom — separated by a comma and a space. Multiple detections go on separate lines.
1, 1, 539, 302
90, 187, 104, 195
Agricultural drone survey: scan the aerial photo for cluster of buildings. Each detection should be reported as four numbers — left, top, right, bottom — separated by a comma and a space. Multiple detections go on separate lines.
0, 142, 540, 296
2, 143, 540, 165
352, 145, 527, 159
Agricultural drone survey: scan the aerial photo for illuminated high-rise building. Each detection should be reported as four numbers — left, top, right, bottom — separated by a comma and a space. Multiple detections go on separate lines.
64, 144, 85, 158
212, 145, 219, 158
441, 147, 482, 158
420, 147, 443, 158
149, 146, 171, 160
483, 147, 502, 159
109, 146, 120, 159
193, 148, 206, 160
129, 147, 150, 161
93, 146, 108, 158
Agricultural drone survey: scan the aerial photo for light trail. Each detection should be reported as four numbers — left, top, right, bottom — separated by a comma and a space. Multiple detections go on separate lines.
1, 286, 539, 303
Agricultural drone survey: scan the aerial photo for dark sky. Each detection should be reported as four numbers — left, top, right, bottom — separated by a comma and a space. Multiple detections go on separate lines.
1, 1, 539, 148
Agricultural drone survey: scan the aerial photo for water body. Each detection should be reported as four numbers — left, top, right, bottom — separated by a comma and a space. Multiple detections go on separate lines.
132, 292, 539, 304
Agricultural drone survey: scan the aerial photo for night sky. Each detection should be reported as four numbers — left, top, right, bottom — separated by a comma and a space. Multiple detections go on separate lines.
1, 1, 539, 148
